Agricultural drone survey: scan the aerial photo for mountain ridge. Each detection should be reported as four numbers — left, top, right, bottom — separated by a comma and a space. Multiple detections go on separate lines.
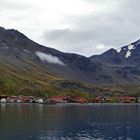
0, 27, 140, 97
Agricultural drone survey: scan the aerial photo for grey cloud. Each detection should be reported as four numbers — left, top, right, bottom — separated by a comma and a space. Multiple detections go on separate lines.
43, 0, 140, 56
44, 28, 109, 55
0, 0, 30, 10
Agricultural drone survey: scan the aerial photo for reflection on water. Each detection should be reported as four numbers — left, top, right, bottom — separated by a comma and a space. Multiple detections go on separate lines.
0, 103, 140, 140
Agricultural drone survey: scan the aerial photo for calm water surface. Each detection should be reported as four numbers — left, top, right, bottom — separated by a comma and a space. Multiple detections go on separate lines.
0, 103, 140, 140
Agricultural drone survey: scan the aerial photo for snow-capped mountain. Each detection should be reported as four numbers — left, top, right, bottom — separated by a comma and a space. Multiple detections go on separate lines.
118, 40, 140, 65
90, 39, 140, 66
89, 39, 140, 83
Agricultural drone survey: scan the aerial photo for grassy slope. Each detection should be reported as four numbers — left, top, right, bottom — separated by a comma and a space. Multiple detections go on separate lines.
0, 61, 140, 99
0, 50, 139, 99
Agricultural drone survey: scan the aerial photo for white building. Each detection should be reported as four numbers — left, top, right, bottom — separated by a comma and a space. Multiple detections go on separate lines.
36, 98, 44, 104
0, 98, 6, 103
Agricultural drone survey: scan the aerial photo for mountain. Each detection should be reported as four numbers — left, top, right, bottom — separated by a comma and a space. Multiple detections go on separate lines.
118, 40, 140, 65
0, 27, 140, 97
0, 27, 110, 97
90, 39, 140, 66
89, 48, 127, 65
90, 40, 140, 84
0, 27, 105, 83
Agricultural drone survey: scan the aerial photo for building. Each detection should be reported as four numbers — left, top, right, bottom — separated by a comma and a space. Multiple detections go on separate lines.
0, 98, 6, 103
9, 96, 18, 103
35, 98, 44, 104
68, 97, 86, 103
120, 96, 136, 103
19, 96, 35, 103
94, 96, 106, 103
0, 95, 8, 100
48, 96, 67, 103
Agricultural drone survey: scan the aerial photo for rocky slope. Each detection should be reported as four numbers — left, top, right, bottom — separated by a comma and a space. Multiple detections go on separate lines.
0, 27, 140, 97
0, 27, 112, 84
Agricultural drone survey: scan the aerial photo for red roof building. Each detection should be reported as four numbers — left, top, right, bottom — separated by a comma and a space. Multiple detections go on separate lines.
48, 96, 67, 103
69, 97, 86, 103
120, 96, 136, 103
19, 96, 35, 103
93, 96, 106, 103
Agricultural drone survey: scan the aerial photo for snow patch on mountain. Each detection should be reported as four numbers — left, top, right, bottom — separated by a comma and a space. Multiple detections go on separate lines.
117, 47, 127, 53
135, 41, 140, 46
36, 52, 65, 65
117, 48, 121, 53
125, 44, 135, 58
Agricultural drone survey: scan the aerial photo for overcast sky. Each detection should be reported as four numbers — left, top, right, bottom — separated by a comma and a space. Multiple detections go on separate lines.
0, 0, 140, 56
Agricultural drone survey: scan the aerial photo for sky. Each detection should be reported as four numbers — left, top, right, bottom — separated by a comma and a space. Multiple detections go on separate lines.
0, 0, 140, 56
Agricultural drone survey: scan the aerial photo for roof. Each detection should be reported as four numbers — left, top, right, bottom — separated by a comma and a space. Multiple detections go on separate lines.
49, 96, 67, 99
121, 96, 135, 100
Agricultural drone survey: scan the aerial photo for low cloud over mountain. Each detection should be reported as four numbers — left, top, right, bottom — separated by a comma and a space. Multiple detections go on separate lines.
36, 52, 65, 65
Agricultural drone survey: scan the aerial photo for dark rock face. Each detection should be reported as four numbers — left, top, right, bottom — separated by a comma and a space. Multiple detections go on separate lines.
90, 49, 126, 65
0, 27, 140, 84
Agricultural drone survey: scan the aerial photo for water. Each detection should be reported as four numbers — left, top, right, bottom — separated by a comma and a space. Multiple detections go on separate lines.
0, 103, 140, 140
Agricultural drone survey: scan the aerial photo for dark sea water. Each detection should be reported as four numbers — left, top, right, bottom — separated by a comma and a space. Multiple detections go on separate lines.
0, 103, 140, 140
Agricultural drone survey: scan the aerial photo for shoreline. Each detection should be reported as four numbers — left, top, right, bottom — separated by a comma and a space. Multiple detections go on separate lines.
1, 102, 140, 106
